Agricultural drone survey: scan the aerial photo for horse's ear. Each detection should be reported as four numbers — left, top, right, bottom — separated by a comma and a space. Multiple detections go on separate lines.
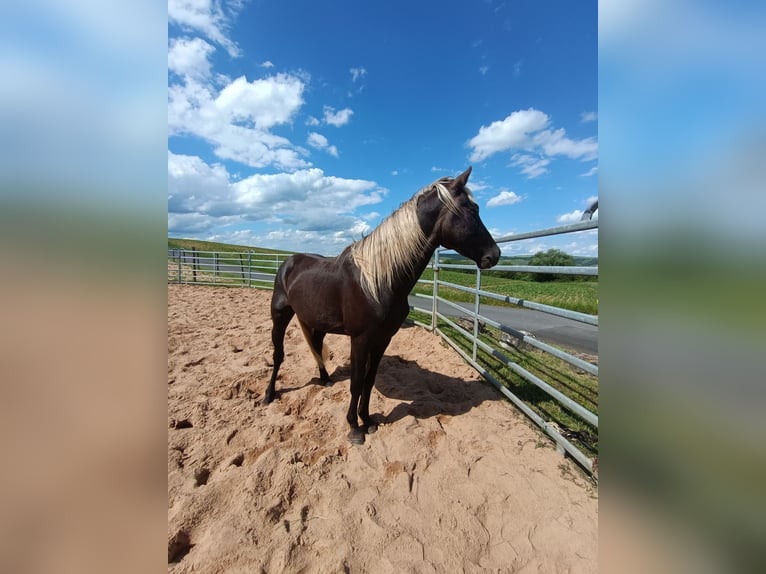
454, 166, 472, 189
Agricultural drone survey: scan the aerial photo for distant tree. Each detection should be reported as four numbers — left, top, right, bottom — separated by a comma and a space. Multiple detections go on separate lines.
528, 248, 575, 281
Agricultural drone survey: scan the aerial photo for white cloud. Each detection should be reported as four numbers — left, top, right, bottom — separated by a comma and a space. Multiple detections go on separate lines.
307, 132, 328, 148
350, 67, 367, 82
233, 169, 383, 212
487, 190, 523, 207
168, 37, 215, 80
533, 128, 598, 160
557, 209, 584, 223
580, 111, 597, 123
215, 74, 304, 129
168, 151, 236, 217
307, 132, 339, 157
168, 152, 386, 250
168, 0, 240, 57
586, 195, 598, 205
467, 107, 599, 176
323, 106, 353, 126
261, 60, 274, 68
168, 212, 221, 233
305, 116, 320, 126
168, 70, 309, 170
468, 108, 549, 162
581, 165, 598, 177
510, 154, 551, 179
479, 65, 489, 75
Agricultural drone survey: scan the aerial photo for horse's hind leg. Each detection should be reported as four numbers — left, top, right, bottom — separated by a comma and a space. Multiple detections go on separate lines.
264, 299, 294, 405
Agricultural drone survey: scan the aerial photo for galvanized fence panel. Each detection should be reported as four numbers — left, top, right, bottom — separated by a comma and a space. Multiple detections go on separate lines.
411, 220, 598, 475
167, 249, 290, 288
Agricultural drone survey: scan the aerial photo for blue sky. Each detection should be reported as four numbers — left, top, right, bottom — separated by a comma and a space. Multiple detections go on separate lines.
168, 0, 598, 256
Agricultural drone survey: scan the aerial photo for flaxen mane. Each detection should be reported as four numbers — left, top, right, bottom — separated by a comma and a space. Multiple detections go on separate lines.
350, 178, 475, 302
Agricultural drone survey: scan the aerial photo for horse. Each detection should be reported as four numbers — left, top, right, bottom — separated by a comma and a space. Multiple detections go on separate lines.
263, 166, 500, 444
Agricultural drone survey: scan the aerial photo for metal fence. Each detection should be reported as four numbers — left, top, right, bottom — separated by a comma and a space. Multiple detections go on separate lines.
167, 248, 291, 288
409, 218, 598, 475
168, 219, 598, 474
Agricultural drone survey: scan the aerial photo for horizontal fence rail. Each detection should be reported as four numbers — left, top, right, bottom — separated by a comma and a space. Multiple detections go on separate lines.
168, 221, 598, 475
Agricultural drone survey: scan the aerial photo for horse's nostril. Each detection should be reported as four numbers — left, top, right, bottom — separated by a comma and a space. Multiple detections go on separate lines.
480, 249, 500, 269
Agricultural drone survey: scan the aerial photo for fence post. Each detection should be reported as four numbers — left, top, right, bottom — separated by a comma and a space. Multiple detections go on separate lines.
431, 250, 439, 331
191, 247, 197, 284
239, 253, 246, 284
177, 249, 182, 283
473, 267, 482, 361
248, 251, 252, 287
214, 252, 219, 283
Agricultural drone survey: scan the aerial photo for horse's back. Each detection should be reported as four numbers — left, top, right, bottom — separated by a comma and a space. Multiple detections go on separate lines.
274, 253, 353, 332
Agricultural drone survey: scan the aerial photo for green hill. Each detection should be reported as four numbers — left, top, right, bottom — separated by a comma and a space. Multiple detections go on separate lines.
168, 237, 294, 255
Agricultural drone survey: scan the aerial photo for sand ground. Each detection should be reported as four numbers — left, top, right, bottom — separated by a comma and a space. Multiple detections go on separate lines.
168, 285, 597, 573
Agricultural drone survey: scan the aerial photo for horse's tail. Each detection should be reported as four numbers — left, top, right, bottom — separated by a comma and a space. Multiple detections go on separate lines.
298, 320, 329, 369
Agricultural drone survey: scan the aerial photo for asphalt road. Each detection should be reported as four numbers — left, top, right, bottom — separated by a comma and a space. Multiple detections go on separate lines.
408, 296, 598, 356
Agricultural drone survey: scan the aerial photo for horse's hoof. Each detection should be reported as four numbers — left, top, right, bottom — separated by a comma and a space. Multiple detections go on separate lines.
365, 424, 378, 435
348, 429, 365, 445
262, 393, 274, 405
322, 379, 333, 387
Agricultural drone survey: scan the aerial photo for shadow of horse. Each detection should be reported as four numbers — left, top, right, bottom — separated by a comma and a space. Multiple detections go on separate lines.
325, 354, 500, 426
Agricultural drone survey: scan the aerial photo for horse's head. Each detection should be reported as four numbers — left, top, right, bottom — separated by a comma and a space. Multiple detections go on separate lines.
418, 166, 501, 269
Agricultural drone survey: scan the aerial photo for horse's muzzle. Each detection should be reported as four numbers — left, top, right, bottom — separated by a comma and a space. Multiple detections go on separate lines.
479, 246, 501, 269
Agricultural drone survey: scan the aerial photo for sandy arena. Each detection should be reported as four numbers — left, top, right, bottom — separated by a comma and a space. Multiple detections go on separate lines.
168, 285, 597, 573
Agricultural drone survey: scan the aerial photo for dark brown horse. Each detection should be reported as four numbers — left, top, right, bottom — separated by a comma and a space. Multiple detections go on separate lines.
263, 167, 500, 444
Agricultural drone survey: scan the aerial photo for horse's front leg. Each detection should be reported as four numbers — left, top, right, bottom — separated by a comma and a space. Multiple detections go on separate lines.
346, 337, 369, 445
358, 336, 391, 435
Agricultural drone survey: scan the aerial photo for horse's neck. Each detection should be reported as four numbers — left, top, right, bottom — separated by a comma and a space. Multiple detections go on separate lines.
389, 236, 440, 299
